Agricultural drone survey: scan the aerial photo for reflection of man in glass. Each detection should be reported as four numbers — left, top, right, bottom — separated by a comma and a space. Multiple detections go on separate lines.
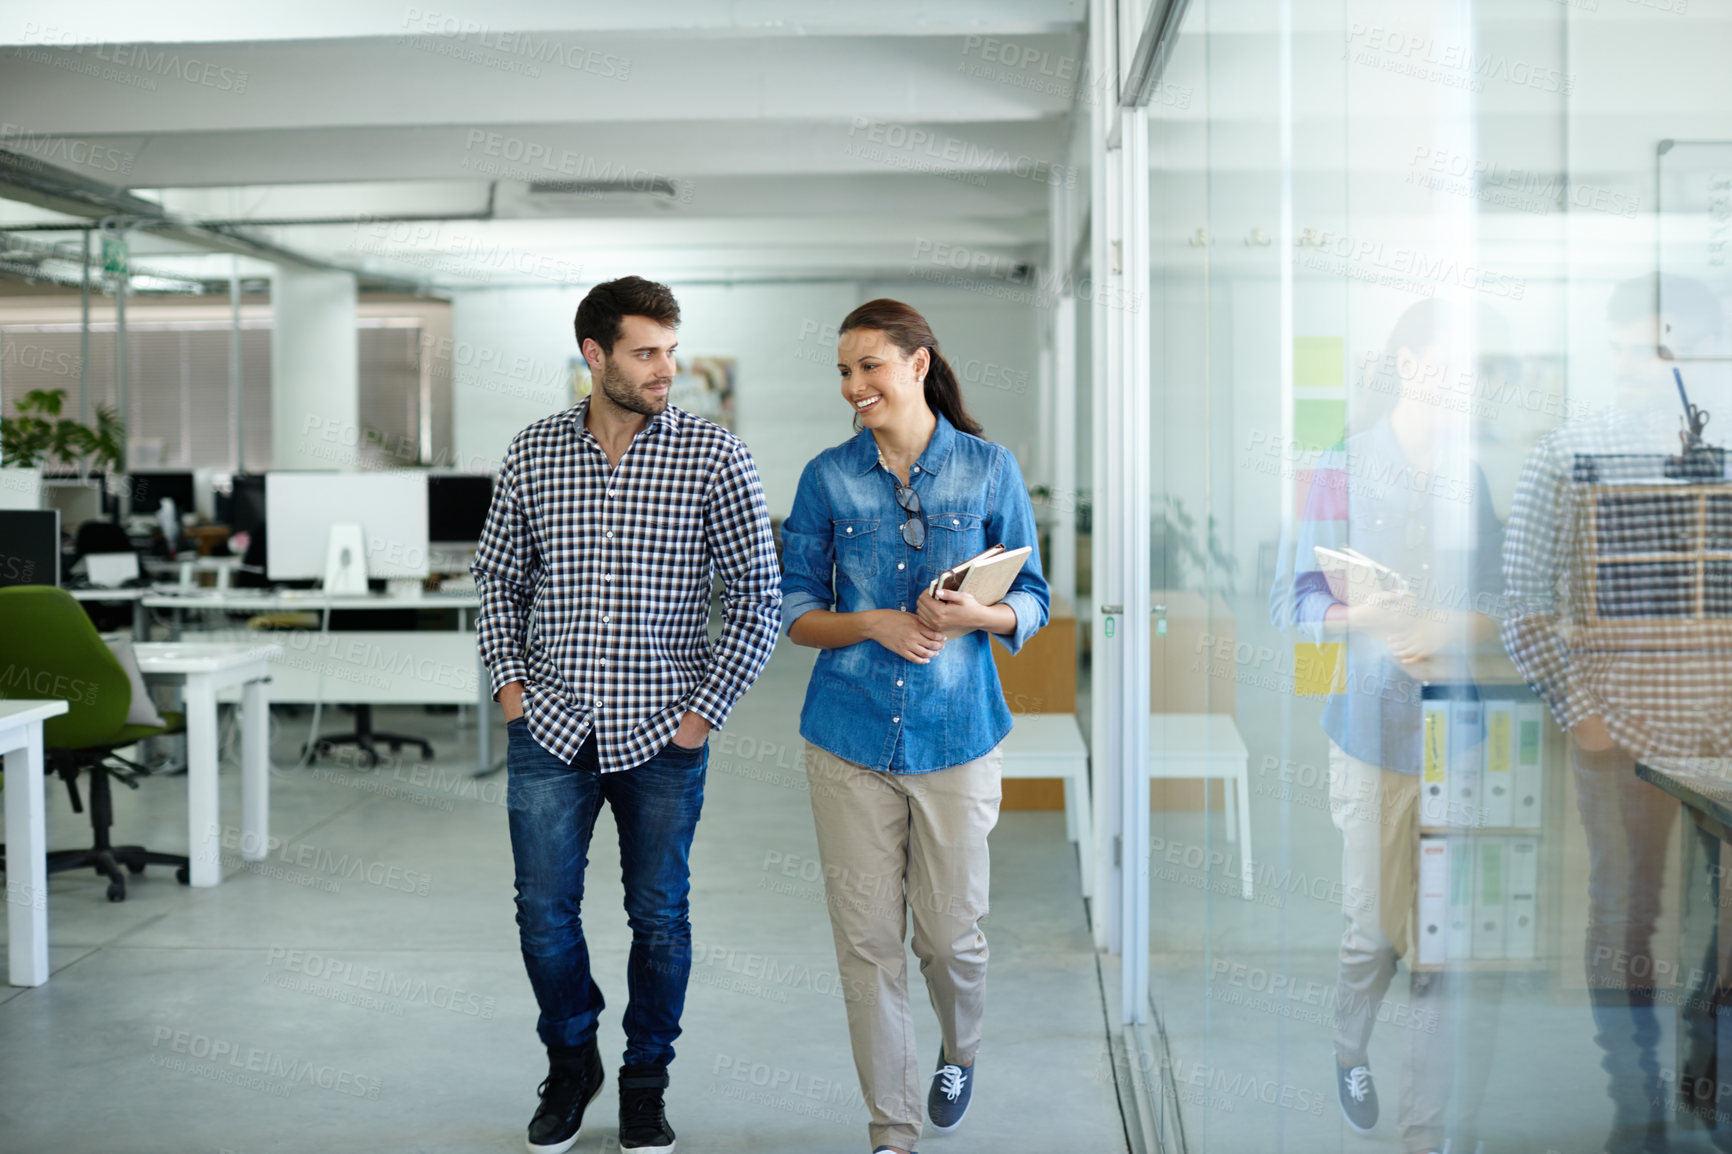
1501, 274, 1725, 1154
1273, 299, 1506, 1154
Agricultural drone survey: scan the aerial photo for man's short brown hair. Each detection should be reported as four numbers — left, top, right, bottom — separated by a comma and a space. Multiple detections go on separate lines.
574, 276, 681, 357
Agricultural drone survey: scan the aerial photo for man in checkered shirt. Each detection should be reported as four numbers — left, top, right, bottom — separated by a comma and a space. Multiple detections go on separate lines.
1501, 274, 1724, 1154
472, 276, 780, 1154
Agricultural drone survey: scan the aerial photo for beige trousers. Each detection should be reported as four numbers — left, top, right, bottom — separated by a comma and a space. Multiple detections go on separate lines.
805, 741, 1003, 1152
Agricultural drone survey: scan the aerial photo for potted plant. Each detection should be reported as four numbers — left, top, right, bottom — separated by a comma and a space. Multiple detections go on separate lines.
0, 388, 125, 474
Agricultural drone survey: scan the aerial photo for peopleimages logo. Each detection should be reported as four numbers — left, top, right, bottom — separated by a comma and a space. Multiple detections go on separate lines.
0, 123, 135, 175
17, 23, 249, 93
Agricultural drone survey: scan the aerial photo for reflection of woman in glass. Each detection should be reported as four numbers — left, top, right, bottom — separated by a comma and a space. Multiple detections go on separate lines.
779, 299, 1049, 1154
1272, 299, 1505, 1154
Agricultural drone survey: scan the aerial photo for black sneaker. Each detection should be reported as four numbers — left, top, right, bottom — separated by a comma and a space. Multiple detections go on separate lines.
619, 1063, 676, 1153
527, 1040, 604, 1154
926, 1048, 974, 1134
1334, 1053, 1377, 1134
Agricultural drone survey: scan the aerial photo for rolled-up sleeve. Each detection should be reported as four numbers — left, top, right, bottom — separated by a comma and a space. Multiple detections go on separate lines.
470, 442, 536, 699
779, 458, 836, 635
986, 447, 1049, 656
1270, 449, 1347, 646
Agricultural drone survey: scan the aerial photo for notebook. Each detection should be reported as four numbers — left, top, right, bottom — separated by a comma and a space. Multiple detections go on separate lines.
925, 543, 1032, 639
1313, 545, 1409, 606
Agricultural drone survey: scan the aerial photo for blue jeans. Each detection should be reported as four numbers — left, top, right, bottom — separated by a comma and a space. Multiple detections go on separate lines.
506, 718, 708, 1067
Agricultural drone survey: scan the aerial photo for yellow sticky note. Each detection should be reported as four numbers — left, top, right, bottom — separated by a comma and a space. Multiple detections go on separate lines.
1295, 337, 1344, 390
1293, 642, 1345, 696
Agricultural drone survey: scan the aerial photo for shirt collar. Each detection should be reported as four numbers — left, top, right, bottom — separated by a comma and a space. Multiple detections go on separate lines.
561, 394, 682, 440
851, 410, 959, 477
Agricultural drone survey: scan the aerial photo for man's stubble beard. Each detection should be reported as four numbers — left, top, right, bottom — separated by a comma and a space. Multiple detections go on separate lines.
597, 356, 669, 418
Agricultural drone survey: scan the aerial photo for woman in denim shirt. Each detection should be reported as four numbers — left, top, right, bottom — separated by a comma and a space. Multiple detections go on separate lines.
781, 298, 1049, 1154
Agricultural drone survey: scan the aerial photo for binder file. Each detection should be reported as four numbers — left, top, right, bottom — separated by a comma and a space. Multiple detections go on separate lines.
1512, 703, 1545, 829
1446, 838, 1473, 960
1449, 700, 1485, 827
1506, 836, 1539, 960
1472, 837, 1508, 960
1422, 699, 1451, 826
1418, 837, 1449, 966
1482, 701, 1515, 827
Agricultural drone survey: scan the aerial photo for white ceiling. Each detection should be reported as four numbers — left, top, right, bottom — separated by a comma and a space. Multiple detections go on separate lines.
0, 0, 1088, 290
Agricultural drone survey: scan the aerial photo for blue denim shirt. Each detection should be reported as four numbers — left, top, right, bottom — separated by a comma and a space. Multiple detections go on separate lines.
1269, 419, 1505, 773
781, 413, 1050, 774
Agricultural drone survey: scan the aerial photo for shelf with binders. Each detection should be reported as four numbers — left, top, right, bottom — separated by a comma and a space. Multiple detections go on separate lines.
1409, 674, 1564, 973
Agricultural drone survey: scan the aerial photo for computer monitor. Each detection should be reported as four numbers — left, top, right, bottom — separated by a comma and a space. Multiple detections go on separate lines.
217, 474, 268, 537
265, 471, 429, 581
427, 473, 495, 545
43, 478, 105, 532
0, 509, 61, 588
126, 470, 196, 519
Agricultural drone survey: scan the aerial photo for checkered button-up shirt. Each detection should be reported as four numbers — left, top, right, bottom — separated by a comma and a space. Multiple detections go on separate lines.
1502, 405, 1732, 759
472, 398, 781, 772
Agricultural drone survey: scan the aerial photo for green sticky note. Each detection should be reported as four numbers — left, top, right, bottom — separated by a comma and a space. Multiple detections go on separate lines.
1292, 399, 1347, 452
1294, 337, 1343, 390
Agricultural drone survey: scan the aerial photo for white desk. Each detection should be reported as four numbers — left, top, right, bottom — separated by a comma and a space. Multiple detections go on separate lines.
67, 585, 150, 640
1000, 714, 1095, 901
134, 642, 281, 887
145, 590, 492, 773
1150, 713, 1253, 899
2, 699, 69, 986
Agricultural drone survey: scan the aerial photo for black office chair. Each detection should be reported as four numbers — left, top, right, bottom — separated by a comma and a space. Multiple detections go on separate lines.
0, 586, 191, 901
73, 519, 135, 560
70, 518, 145, 633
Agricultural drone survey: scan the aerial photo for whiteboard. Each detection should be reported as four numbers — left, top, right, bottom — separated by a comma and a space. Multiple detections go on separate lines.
265, 471, 429, 580
1658, 140, 1732, 360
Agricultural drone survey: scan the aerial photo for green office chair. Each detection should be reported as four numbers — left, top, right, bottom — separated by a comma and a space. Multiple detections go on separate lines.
0, 585, 190, 901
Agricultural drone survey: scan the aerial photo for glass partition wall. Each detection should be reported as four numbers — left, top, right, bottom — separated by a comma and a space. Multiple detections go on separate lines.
1070, 0, 1732, 1150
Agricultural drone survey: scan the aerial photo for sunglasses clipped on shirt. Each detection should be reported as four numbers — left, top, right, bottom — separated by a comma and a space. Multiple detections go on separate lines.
892, 476, 926, 550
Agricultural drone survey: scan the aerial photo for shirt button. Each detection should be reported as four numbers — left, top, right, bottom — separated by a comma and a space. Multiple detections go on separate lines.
892, 715, 900, 723
608, 490, 616, 498
897, 562, 905, 570
599, 658, 607, 665
605, 531, 614, 539
846, 526, 853, 534
602, 615, 610, 623
952, 518, 959, 525
602, 574, 611, 582
912, 466, 920, 473
896, 679, 903, 687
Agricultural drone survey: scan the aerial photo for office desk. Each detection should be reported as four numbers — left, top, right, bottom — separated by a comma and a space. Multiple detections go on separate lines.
2, 699, 70, 986
67, 585, 151, 640
1635, 757, 1732, 1136
134, 642, 281, 887
145, 591, 494, 774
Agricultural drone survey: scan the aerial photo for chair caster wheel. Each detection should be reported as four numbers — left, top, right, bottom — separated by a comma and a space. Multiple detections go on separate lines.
126, 861, 146, 875
107, 881, 126, 902
176, 866, 190, 885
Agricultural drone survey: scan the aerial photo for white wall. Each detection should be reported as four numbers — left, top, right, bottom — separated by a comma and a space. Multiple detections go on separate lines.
451, 280, 1041, 516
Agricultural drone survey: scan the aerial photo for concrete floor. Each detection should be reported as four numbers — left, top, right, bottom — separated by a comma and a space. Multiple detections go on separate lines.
0, 641, 1128, 1154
